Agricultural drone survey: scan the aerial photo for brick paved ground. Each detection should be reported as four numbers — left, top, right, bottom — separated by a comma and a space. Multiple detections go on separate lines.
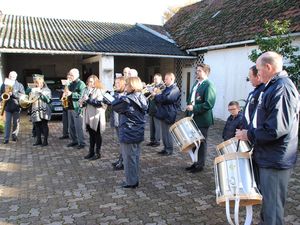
0, 112, 299, 225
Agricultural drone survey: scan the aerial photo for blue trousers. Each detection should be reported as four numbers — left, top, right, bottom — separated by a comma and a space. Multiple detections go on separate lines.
160, 120, 173, 154
259, 167, 293, 225
121, 142, 141, 186
4, 111, 20, 141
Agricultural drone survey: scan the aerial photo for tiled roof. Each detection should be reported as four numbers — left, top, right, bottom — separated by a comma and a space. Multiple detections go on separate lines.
164, 0, 300, 50
0, 14, 189, 57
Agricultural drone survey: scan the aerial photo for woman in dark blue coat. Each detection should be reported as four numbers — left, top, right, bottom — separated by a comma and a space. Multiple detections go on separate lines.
112, 77, 148, 188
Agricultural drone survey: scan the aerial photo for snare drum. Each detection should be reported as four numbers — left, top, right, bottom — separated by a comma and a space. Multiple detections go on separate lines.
169, 117, 204, 153
214, 151, 262, 207
216, 138, 251, 155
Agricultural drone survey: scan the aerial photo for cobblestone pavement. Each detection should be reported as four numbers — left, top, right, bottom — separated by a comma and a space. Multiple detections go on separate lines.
0, 113, 299, 225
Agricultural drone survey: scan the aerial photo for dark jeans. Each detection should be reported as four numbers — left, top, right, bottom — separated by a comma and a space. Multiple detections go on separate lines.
34, 120, 49, 141
196, 127, 209, 167
87, 124, 102, 155
62, 109, 69, 136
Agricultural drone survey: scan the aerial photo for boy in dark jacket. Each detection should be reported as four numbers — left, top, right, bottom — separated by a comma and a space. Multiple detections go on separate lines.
222, 101, 243, 141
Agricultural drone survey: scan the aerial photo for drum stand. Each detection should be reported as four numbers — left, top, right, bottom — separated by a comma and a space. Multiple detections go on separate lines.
188, 140, 201, 163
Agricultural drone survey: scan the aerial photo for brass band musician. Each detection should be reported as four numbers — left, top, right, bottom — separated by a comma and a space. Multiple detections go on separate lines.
0, 71, 25, 144
65, 68, 86, 149
146, 73, 165, 147
59, 74, 72, 140
28, 74, 52, 146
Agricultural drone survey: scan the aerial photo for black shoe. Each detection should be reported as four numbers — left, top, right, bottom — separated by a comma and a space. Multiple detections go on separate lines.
3, 140, 9, 144
114, 163, 124, 171
122, 182, 139, 189
157, 150, 167, 155
67, 142, 78, 147
161, 151, 172, 156
59, 135, 69, 140
190, 165, 204, 173
146, 142, 155, 146
41, 142, 48, 147
112, 160, 120, 167
12, 136, 17, 142
89, 154, 101, 160
151, 142, 160, 147
77, 144, 85, 149
84, 153, 94, 159
33, 141, 42, 146
185, 163, 196, 171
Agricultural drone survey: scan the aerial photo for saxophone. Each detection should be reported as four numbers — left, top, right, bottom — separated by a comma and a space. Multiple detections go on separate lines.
61, 85, 69, 109
1, 85, 13, 116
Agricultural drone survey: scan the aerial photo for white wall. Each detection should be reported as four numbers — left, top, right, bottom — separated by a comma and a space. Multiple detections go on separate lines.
204, 46, 258, 120
204, 37, 300, 121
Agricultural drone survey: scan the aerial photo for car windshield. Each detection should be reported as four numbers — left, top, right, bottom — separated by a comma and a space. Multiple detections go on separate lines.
45, 79, 64, 90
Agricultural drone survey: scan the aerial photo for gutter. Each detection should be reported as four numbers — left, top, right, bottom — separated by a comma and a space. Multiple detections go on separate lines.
187, 32, 300, 53
0, 48, 196, 59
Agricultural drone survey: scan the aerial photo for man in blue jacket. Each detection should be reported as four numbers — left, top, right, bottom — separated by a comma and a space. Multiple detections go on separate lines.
0, 71, 25, 144
152, 72, 180, 156
236, 51, 299, 225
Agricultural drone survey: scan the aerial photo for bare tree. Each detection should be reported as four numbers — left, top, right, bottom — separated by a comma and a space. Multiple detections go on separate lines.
163, 0, 199, 24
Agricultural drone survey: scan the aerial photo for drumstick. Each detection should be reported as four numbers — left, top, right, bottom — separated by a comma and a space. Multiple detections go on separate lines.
236, 125, 243, 152
236, 140, 240, 152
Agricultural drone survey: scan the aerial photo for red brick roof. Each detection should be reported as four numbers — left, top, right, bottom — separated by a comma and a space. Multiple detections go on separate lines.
164, 0, 300, 50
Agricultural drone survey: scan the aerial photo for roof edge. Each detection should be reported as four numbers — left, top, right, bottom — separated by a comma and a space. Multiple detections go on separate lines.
0, 48, 196, 59
187, 32, 300, 53
136, 23, 175, 44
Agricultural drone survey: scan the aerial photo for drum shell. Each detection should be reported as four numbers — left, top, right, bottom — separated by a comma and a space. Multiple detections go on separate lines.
214, 152, 262, 207
169, 117, 204, 152
216, 138, 251, 155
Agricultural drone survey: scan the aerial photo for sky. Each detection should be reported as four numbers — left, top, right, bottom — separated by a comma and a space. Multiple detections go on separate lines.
0, 0, 198, 25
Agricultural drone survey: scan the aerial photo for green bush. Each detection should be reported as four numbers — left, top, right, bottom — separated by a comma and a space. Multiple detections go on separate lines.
0, 119, 4, 134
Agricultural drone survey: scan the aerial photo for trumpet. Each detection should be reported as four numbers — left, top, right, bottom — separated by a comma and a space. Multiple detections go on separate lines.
1, 85, 13, 116
146, 82, 166, 100
141, 83, 155, 95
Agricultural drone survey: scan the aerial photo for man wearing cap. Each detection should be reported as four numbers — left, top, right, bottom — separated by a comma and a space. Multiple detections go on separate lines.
64, 68, 86, 149
0, 71, 25, 144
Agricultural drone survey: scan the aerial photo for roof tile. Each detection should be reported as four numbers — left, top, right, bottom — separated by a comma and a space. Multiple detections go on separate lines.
164, 0, 300, 50
0, 14, 187, 56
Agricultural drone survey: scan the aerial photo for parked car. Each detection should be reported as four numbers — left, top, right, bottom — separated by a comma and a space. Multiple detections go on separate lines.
45, 78, 64, 117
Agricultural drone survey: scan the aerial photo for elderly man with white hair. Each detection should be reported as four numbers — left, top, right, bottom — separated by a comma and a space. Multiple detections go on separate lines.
0, 71, 25, 144
64, 68, 86, 149
129, 69, 138, 77
236, 51, 300, 225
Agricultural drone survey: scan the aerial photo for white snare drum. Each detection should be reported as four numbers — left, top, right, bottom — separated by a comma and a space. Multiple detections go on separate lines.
214, 151, 262, 207
216, 138, 251, 155
169, 117, 204, 153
